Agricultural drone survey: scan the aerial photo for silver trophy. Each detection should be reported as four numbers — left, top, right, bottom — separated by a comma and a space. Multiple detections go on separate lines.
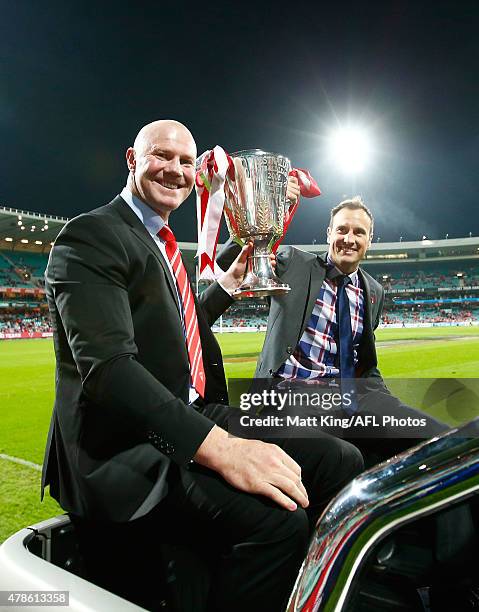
224, 149, 292, 299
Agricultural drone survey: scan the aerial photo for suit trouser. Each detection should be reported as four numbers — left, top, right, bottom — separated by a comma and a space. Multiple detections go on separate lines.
262, 378, 450, 465
72, 402, 364, 612
347, 388, 450, 466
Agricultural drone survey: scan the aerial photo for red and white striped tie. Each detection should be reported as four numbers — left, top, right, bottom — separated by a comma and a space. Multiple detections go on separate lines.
158, 225, 205, 398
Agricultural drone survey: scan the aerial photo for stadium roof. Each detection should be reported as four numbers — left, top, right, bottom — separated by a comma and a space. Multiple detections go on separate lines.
1, 205, 479, 265
0, 206, 68, 253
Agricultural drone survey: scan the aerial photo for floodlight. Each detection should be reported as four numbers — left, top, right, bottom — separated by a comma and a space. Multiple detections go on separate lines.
329, 124, 372, 174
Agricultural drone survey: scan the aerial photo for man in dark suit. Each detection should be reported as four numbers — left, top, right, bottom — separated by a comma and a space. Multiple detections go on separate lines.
219, 192, 447, 460
42, 120, 363, 611
253, 196, 385, 383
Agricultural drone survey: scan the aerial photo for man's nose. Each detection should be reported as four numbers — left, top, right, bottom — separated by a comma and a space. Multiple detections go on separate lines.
343, 230, 354, 243
164, 157, 182, 175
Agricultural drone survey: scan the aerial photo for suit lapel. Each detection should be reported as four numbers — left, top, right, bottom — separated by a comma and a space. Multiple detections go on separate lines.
110, 196, 180, 313
358, 268, 378, 367
359, 268, 381, 328
302, 255, 327, 336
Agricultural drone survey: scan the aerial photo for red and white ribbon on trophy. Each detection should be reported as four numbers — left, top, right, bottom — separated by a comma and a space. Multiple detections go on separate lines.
195, 146, 321, 280
195, 146, 233, 280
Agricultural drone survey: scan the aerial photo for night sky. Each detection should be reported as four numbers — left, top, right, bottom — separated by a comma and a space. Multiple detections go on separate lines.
1, 1, 478, 243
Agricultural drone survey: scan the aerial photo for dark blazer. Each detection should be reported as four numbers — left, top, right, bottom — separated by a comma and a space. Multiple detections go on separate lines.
218, 240, 385, 381
42, 196, 233, 522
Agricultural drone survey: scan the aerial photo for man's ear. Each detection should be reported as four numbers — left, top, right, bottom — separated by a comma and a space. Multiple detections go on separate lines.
126, 147, 136, 173
326, 226, 331, 244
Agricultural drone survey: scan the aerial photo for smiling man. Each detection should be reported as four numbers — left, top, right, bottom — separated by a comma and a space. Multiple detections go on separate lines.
327, 199, 372, 275
217, 195, 448, 458
257, 196, 382, 383
42, 120, 363, 612
125, 120, 197, 218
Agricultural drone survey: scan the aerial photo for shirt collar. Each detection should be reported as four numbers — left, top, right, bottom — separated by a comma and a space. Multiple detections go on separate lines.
120, 186, 166, 238
326, 255, 359, 286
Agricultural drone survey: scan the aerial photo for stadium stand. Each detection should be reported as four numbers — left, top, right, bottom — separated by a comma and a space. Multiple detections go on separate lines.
0, 207, 63, 338
0, 313, 52, 334
1, 204, 479, 337
365, 259, 479, 326
7, 250, 50, 280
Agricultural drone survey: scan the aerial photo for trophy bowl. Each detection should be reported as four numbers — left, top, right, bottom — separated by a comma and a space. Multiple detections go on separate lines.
224, 149, 292, 299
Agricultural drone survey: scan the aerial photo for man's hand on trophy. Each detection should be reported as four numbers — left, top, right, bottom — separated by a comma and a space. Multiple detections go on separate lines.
218, 241, 277, 293
286, 175, 300, 205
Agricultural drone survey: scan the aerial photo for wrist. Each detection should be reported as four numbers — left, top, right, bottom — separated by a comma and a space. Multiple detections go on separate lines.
217, 271, 242, 294
193, 425, 232, 470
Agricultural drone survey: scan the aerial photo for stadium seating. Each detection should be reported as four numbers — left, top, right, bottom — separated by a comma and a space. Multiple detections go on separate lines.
6, 251, 49, 277
371, 264, 479, 292
0, 314, 52, 333
382, 305, 479, 325
0, 251, 39, 288
1, 247, 478, 335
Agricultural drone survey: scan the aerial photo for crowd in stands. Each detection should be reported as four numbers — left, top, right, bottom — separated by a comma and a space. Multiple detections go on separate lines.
219, 300, 269, 328
0, 314, 52, 333
218, 299, 479, 329
221, 316, 267, 328
1, 307, 477, 335
220, 307, 479, 329
1, 260, 479, 335
375, 267, 479, 291
382, 305, 479, 326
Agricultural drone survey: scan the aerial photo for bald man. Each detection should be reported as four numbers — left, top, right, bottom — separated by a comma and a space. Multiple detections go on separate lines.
42, 120, 363, 611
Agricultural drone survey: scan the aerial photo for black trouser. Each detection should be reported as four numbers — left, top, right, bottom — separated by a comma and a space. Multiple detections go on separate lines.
71, 402, 364, 612
347, 387, 450, 467
263, 377, 450, 466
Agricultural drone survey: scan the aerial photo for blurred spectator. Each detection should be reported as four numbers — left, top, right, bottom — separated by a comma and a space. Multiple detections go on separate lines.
0, 313, 52, 333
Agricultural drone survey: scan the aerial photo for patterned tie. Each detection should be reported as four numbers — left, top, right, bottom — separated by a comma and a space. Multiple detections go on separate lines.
158, 225, 206, 398
336, 275, 358, 413
337, 275, 355, 380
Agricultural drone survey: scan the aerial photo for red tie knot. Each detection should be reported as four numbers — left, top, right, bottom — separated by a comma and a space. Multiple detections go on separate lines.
158, 225, 176, 243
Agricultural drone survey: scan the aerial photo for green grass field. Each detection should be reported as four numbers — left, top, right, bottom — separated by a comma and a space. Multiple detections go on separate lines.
1, 326, 479, 543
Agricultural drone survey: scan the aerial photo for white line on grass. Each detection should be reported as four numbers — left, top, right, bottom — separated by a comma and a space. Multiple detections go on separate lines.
0, 453, 42, 472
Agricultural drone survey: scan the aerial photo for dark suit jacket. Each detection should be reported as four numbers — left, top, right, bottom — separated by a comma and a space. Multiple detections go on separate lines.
42, 196, 233, 522
218, 240, 385, 382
